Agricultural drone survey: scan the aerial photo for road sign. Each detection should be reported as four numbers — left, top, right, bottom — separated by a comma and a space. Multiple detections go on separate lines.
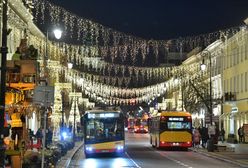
33, 86, 54, 107
205, 115, 219, 123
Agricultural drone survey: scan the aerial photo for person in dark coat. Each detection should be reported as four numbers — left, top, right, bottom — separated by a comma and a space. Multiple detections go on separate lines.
238, 126, 244, 143
35, 128, 43, 148
220, 127, 225, 143
200, 127, 208, 148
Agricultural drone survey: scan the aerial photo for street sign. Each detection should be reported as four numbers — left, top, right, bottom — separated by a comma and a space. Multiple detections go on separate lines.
33, 86, 54, 107
205, 115, 219, 123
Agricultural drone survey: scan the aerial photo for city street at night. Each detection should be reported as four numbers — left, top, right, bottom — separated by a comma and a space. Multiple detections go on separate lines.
68, 133, 241, 168
1, 1, 248, 168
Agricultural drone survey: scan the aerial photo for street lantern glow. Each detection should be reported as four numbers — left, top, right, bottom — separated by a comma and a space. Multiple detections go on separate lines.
200, 59, 207, 71
67, 62, 73, 69
53, 29, 62, 39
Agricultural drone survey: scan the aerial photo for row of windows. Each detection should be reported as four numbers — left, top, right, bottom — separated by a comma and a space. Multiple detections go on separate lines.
224, 72, 248, 94
223, 33, 248, 69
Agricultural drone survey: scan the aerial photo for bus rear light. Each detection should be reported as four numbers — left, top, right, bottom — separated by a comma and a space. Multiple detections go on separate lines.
160, 116, 166, 121
187, 116, 192, 121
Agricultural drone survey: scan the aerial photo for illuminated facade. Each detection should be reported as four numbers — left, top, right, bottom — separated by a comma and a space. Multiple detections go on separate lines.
221, 26, 248, 141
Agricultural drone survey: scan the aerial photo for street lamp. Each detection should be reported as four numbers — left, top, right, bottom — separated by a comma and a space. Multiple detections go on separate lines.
0, 0, 8, 167
41, 28, 62, 168
44, 28, 62, 83
200, 50, 213, 126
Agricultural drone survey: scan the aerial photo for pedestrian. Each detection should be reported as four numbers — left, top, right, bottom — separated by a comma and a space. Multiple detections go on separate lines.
193, 128, 201, 149
213, 127, 219, 144
220, 127, 225, 143
200, 126, 209, 148
46, 127, 53, 147
35, 128, 43, 149
238, 126, 244, 143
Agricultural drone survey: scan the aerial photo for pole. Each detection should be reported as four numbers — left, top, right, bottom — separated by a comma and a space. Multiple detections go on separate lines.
61, 91, 65, 140
209, 53, 213, 126
73, 96, 76, 141
0, 0, 8, 167
41, 108, 47, 168
41, 90, 48, 168
181, 81, 184, 111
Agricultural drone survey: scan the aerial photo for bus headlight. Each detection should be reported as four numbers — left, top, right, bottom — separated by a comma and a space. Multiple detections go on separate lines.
86, 147, 93, 152
117, 145, 124, 150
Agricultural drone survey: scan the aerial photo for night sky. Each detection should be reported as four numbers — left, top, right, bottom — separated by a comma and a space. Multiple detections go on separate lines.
50, 0, 248, 40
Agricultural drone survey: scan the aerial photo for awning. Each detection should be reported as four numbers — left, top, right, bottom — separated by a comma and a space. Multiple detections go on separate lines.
220, 110, 248, 119
8, 83, 35, 90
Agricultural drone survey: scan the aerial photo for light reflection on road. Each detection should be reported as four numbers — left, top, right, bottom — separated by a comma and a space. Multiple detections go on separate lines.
81, 156, 138, 168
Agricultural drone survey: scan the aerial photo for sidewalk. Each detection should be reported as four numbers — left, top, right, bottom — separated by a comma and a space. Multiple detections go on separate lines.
191, 142, 248, 167
56, 141, 84, 168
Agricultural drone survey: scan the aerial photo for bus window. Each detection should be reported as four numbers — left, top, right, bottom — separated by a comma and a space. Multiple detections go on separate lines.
85, 117, 124, 142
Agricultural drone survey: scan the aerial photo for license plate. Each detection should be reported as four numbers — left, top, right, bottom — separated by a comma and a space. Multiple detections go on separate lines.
101, 150, 109, 152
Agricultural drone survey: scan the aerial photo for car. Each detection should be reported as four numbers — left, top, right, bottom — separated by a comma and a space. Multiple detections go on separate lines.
134, 125, 148, 133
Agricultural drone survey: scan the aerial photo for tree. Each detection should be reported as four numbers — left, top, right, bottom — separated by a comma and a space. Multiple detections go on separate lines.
182, 78, 210, 114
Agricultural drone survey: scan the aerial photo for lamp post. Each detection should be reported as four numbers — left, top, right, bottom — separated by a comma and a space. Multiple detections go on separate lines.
61, 91, 65, 140
200, 50, 213, 126
67, 62, 77, 141
0, 0, 8, 167
41, 28, 62, 168
44, 28, 62, 83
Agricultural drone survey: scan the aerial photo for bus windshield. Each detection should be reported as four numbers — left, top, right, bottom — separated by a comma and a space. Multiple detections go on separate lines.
85, 114, 124, 143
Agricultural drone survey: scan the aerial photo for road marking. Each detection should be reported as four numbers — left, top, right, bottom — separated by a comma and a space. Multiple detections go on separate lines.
125, 152, 142, 168
156, 151, 193, 168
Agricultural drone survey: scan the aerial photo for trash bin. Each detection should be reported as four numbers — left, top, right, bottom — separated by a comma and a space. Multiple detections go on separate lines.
207, 139, 214, 152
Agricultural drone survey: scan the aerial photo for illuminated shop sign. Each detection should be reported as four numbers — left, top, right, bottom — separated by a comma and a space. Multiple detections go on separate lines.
88, 112, 119, 119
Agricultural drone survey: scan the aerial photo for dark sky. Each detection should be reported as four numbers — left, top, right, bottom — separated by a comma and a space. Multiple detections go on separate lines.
50, 0, 248, 40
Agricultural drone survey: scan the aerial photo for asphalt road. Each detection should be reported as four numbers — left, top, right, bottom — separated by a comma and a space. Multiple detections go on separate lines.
69, 132, 240, 168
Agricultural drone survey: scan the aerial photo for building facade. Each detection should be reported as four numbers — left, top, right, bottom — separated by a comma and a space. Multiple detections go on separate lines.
221, 26, 248, 142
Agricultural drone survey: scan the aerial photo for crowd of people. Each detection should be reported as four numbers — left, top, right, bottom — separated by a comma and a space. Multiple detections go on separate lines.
193, 124, 245, 149
28, 127, 53, 149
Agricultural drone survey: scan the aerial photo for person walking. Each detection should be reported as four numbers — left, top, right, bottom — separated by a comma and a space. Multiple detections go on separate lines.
193, 128, 201, 150
238, 126, 244, 143
200, 126, 208, 148
35, 128, 43, 149
220, 127, 225, 143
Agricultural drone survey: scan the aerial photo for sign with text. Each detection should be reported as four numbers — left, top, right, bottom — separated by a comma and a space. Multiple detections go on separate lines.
33, 86, 54, 107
